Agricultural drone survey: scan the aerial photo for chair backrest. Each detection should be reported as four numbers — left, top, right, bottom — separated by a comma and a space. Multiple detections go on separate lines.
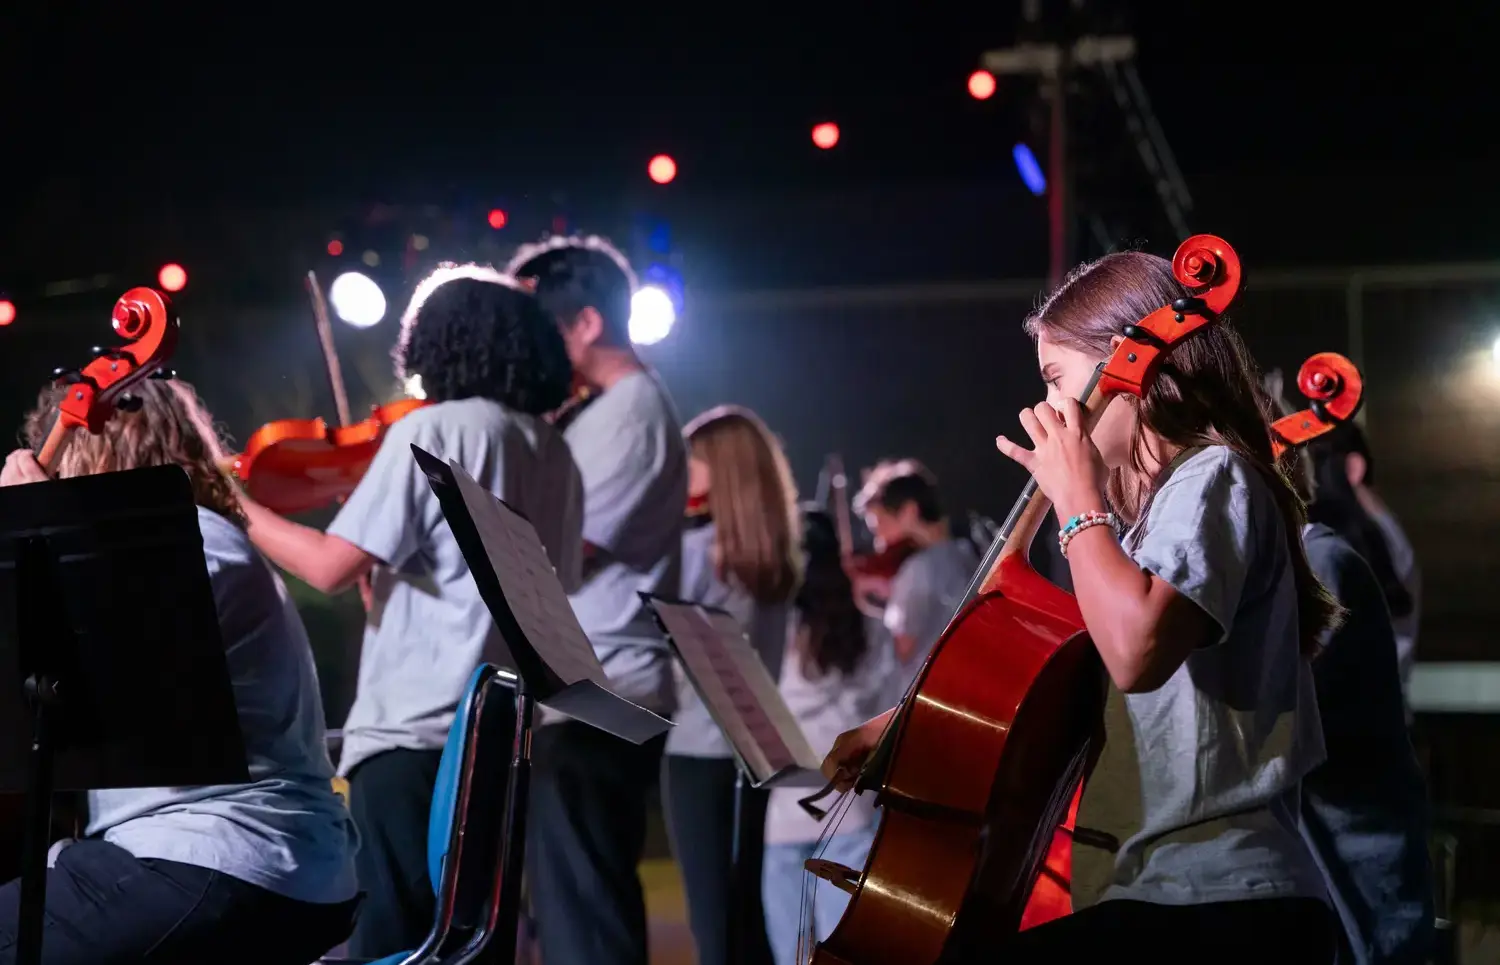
418, 664, 523, 960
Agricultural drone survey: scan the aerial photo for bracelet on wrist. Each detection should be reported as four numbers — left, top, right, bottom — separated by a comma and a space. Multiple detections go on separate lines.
1058, 510, 1118, 558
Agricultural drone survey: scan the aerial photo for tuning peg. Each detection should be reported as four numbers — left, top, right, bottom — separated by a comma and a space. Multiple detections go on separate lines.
149, 368, 176, 380
91, 345, 127, 361
115, 394, 144, 413
51, 367, 84, 385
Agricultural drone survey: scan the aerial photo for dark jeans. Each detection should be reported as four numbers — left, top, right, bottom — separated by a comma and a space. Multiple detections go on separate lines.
527, 720, 666, 965
346, 747, 443, 959
0, 839, 356, 965
990, 896, 1336, 964
661, 754, 772, 965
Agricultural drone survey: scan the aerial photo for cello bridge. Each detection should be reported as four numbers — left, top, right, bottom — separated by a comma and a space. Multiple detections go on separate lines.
804, 858, 860, 895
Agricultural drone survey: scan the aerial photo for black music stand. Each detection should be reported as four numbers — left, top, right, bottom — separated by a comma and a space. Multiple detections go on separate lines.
411, 446, 670, 964
641, 594, 825, 965
0, 465, 249, 965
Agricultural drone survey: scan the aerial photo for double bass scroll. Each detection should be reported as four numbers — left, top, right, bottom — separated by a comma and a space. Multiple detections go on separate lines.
1270, 352, 1363, 459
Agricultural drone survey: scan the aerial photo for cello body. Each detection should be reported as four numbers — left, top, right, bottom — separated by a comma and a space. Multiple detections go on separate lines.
808, 234, 1246, 964
813, 548, 1103, 965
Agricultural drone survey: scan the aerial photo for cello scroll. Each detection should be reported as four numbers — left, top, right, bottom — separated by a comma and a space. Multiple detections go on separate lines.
1270, 352, 1363, 458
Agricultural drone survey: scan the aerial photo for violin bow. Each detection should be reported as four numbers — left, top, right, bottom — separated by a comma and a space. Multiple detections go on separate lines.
307, 270, 353, 429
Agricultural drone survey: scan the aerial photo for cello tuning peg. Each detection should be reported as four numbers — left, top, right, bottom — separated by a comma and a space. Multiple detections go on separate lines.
115, 394, 144, 413
51, 367, 84, 385
149, 368, 176, 380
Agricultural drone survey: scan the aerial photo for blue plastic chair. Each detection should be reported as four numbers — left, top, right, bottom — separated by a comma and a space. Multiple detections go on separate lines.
333, 663, 528, 965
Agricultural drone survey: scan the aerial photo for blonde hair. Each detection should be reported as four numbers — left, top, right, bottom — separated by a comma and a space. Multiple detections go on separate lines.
685, 405, 802, 604
23, 379, 245, 527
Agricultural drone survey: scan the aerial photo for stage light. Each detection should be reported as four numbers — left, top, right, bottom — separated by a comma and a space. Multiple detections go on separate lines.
488, 209, 508, 230
362, 250, 381, 267
327, 239, 344, 256
812, 122, 840, 150
1491, 334, 1500, 375
630, 286, 676, 346
648, 154, 677, 185
1012, 143, 1047, 196
158, 263, 187, 292
329, 272, 386, 328
0, 300, 14, 327
969, 70, 997, 100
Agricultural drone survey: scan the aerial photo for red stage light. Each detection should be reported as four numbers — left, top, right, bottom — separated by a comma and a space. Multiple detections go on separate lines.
648, 155, 677, 185
968, 70, 997, 100
158, 263, 187, 293
812, 122, 840, 150
327, 239, 344, 256
0, 301, 14, 327
488, 209, 508, 230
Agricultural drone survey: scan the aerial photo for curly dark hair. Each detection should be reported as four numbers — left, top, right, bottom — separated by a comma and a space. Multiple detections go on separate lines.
393, 265, 572, 415
506, 236, 635, 346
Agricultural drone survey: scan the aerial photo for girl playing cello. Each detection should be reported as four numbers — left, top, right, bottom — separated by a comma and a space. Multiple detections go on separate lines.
823, 250, 1340, 963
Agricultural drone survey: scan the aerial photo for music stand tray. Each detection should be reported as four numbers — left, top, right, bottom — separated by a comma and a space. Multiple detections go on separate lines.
0, 465, 248, 965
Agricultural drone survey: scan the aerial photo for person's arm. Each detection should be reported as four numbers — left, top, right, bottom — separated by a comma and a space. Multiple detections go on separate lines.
882, 564, 926, 664
570, 399, 681, 567
240, 497, 376, 595
997, 399, 1224, 694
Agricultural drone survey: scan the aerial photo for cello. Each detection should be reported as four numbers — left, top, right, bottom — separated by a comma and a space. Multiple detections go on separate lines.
0, 286, 178, 880
802, 235, 1245, 965
1269, 352, 1363, 458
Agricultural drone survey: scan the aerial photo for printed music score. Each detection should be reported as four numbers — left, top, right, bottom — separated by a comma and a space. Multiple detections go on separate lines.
451, 463, 609, 690
646, 597, 822, 786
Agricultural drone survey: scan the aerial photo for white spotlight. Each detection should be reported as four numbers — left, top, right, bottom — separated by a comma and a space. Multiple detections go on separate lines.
629, 285, 676, 346
1492, 334, 1500, 374
329, 272, 387, 328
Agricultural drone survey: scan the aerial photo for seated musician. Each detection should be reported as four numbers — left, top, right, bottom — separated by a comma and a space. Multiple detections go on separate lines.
852, 460, 976, 679
825, 251, 1340, 962
665, 405, 801, 965
0, 380, 359, 965
230, 265, 583, 958
1271, 408, 1433, 965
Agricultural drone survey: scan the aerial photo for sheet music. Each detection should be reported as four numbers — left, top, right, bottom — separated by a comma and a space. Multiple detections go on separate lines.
451, 463, 609, 689
650, 600, 821, 783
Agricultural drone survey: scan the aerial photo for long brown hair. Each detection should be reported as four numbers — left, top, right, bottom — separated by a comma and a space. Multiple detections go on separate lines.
1024, 250, 1342, 655
685, 405, 802, 604
23, 379, 246, 528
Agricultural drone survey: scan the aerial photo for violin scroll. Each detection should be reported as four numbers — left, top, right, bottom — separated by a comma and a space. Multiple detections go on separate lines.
1270, 352, 1363, 458
1096, 234, 1244, 400
37, 287, 179, 470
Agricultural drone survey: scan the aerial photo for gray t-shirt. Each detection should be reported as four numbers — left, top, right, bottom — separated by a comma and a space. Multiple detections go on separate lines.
563, 370, 686, 715
1072, 446, 1328, 908
882, 537, 978, 696
666, 521, 793, 758
88, 508, 359, 905
328, 398, 583, 775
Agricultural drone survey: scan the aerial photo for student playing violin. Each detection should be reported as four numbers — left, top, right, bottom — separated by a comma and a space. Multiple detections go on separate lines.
823, 251, 1340, 963
229, 265, 583, 958
0, 380, 359, 965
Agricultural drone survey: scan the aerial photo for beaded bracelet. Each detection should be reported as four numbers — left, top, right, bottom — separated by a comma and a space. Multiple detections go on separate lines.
1058, 510, 1118, 558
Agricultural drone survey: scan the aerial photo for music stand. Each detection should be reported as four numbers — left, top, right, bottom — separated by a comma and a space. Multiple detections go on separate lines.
411, 446, 670, 963
641, 594, 825, 965
0, 465, 249, 965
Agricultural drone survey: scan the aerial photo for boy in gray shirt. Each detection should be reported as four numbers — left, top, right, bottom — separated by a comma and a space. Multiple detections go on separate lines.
509, 236, 687, 965
238, 266, 581, 958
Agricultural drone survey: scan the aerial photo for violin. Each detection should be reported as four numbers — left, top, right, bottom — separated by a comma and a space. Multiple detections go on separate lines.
823, 454, 917, 616
230, 270, 430, 515
546, 375, 598, 434
0, 286, 179, 881
1270, 352, 1363, 458
803, 236, 1245, 965
232, 398, 429, 515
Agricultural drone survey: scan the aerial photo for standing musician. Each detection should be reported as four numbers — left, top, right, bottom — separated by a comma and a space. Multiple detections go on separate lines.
229, 265, 582, 958
506, 236, 688, 965
664, 405, 801, 965
824, 251, 1340, 962
851, 460, 977, 684
1267, 393, 1434, 965
1316, 424, 1421, 712
0, 381, 360, 965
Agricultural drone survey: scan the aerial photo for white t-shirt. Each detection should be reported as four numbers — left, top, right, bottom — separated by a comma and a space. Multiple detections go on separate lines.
327, 398, 583, 775
562, 370, 686, 715
88, 508, 359, 905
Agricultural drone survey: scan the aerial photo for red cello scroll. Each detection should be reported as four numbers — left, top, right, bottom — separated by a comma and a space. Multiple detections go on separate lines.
1270, 352, 1363, 459
35, 288, 179, 472
804, 235, 1245, 965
